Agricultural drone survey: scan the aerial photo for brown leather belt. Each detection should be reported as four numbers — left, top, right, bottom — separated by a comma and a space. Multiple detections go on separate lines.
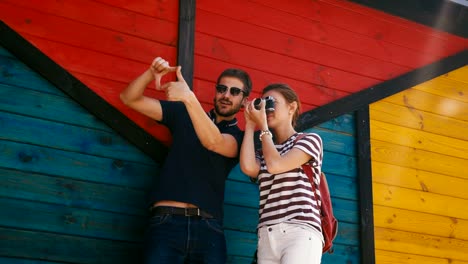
150, 206, 213, 219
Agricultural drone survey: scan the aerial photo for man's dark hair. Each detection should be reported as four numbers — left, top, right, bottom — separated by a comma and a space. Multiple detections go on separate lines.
217, 68, 252, 96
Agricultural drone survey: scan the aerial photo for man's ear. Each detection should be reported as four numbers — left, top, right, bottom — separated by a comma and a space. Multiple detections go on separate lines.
241, 96, 249, 108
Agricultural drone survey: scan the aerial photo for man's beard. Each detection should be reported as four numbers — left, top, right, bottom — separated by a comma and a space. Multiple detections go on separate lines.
214, 99, 242, 117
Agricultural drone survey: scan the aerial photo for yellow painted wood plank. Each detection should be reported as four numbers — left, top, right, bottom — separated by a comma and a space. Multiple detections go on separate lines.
375, 227, 468, 260
370, 101, 468, 141
371, 140, 468, 179
412, 74, 468, 103
374, 205, 468, 240
373, 183, 468, 219
372, 162, 468, 200
370, 120, 468, 159
376, 249, 468, 264
382, 88, 468, 121
445, 66, 468, 84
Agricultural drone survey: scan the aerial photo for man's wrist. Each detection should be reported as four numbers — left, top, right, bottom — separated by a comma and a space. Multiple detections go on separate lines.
183, 91, 197, 106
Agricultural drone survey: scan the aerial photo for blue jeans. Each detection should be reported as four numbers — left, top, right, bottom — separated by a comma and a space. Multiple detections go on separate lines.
144, 213, 227, 264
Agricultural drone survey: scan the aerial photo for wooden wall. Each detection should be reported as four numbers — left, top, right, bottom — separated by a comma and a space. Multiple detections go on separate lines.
370, 66, 468, 263
0, 0, 466, 140
0, 46, 159, 263
304, 114, 361, 263
0, 0, 179, 145
1, 0, 467, 263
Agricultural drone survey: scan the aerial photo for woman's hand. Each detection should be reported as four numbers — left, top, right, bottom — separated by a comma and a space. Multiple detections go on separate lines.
245, 99, 268, 130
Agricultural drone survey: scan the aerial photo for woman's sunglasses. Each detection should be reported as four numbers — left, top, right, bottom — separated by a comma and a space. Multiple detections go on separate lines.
215, 84, 246, 96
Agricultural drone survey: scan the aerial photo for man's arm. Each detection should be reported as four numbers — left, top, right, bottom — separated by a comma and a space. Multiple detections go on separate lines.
163, 68, 240, 158
120, 69, 163, 121
120, 57, 177, 121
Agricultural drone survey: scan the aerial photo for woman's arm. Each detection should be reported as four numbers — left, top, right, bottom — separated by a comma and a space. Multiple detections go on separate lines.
240, 109, 261, 177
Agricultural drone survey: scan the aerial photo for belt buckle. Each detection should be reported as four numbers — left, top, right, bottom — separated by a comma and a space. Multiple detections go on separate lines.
185, 208, 200, 217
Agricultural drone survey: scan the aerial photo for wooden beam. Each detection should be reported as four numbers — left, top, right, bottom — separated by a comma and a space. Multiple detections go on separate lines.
349, 0, 468, 38
355, 106, 376, 264
0, 21, 168, 163
177, 0, 196, 89
296, 49, 468, 131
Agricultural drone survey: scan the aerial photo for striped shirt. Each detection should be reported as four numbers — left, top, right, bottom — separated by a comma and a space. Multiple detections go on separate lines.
256, 132, 323, 232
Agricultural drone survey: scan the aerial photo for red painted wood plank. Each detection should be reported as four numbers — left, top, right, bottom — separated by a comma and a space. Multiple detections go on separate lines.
196, 9, 409, 80
252, 0, 468, 55
94, 0, 179, 22
0, 3, 177, 64
19, 33, 154, 84
195, 32, 379, 94
193, 56, 350, 108
1, 0, 178, 46
197, 0, 466, 68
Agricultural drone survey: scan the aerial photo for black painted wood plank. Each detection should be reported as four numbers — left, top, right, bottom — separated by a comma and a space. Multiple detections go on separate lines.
177, 0, 196, 89
355, 107, 376, 264
350, 0, 468, 38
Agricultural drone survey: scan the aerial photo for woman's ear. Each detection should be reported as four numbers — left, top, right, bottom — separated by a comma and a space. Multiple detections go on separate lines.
289, 101, 298, 114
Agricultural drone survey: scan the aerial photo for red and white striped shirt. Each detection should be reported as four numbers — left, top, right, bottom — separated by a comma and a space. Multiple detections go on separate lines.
256, 132, 323, 232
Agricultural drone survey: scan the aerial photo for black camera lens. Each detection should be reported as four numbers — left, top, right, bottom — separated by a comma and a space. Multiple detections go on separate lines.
264, 96, 275, 112
253, 98, 262, 110
253, 97, 275, 112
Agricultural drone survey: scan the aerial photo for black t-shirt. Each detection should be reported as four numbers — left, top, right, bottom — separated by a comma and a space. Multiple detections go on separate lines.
149, 101, 243, 220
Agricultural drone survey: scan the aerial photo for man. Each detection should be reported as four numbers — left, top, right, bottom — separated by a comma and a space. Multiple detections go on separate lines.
120, 57, 252, 263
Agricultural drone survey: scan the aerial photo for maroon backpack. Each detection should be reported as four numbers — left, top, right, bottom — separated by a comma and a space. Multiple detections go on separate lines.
297, 134, 338, 253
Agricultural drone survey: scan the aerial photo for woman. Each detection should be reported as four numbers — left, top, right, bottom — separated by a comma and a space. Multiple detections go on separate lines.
240, 83, 324, 264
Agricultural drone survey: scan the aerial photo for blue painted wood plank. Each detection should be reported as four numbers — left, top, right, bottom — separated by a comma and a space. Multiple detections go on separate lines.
314, 113, 356, 135
0, 54, 64, 96
328, 173, 358, 201
305, 127, 356, 156
0, 168, 147, 215
332, 197, 359, 224
0, 83, 113, 132
0, 140, 157, 189
321, 244, 360, 264
227, 255, 256, 264
0, 110, 154, 164
225, 229, 257, 258
334, 222, 359, 246
225, 180, 260, 208
322, 151, 357, 178
223, 204, 258, 233
0, 228, 142, 264
0, 197, 145, 242
0, 257, 59, 264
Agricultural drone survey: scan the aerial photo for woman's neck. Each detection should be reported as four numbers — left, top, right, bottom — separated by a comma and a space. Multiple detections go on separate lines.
272, 125, 296, 144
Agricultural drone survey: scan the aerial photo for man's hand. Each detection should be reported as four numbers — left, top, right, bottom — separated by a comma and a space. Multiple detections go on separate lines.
162, 67, 194, 103
150, 57, 178, 90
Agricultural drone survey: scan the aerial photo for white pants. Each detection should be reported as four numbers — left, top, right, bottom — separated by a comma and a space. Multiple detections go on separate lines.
257, 222, 323, 264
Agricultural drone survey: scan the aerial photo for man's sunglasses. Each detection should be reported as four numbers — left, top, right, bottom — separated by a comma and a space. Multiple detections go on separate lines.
215, 84, 246, 96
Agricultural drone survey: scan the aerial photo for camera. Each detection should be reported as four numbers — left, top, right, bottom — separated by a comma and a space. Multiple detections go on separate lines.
253, 96, 275, 112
